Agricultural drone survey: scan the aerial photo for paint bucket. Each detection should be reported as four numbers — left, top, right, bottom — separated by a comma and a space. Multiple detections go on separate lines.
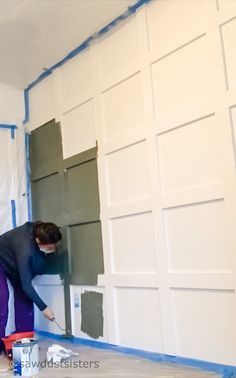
12, 338, 39, 376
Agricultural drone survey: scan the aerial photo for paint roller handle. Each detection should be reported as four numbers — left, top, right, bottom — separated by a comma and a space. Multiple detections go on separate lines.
43, 307, 55, 321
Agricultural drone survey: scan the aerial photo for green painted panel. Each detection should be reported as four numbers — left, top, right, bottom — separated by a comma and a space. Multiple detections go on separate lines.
31, 173, 62, 225
31, 173, 63, 276
81, 291, 103, 339
30, 120, 62, 180
69, 222, 104, 285
65, 159, 100, 222
30, 120, 64, 276
63, 147, 97, 169
30, 121, 103, 334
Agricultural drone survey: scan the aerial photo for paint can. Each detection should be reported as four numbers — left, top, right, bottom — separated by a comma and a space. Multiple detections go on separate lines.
12, 338, 39, 376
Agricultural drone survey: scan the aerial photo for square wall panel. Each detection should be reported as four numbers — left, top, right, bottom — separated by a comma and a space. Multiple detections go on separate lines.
157, 115, 221, 194
147, 0, 212, 57
69, 222, 104, 285
32, 173, 62, 225
230, 106, 236, 166
110, 212, 157, 273
152, 36, 217, 132
62, 100, 96, 159
115, 287, 163, 352
81, 290, 104, 339
106, 141, 150, 205
99, 16, 140, 89
221, 18, 236, 90
70, 286, 106, 341
30, 120, 62, 177
101, 73, 144, 142
66, 159, 100, 219
29, 75, 55, 130
172, 289, 236, 365
219, 0, 236, 14
164, 200, 231, 272
60, 50, 93, 106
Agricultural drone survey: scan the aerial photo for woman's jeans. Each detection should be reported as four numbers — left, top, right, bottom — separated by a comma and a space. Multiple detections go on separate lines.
0, 263, 34, 340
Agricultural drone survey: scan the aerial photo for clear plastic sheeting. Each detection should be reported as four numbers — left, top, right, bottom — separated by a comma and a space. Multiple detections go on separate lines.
0, 124, 27, 336
0, 200, 12, 235
0, 125, 27, 235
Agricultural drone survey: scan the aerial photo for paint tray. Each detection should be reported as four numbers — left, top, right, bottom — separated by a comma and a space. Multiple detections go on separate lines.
2, 331, 35, 360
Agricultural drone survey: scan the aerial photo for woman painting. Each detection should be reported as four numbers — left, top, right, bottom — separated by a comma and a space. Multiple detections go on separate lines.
0, 221, 62, 353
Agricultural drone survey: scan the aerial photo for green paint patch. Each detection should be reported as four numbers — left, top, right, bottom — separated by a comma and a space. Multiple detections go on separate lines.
81, 291, 104, 339
70, 222, 104, 285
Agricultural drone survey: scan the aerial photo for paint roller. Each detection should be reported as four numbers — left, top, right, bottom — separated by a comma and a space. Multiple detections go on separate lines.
50, 317, 73, 338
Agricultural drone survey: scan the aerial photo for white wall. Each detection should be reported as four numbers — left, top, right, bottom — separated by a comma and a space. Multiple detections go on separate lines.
33, 275, 65, 335
28, 0, 236, 366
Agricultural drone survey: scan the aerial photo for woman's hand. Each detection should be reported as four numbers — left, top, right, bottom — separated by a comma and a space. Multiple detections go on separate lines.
43, 307, 55, 320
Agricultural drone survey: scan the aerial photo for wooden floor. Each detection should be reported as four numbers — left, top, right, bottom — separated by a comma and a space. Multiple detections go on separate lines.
0, 337, 222, 378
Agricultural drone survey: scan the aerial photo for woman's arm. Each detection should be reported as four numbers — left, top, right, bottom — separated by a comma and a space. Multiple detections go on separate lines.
15, 252, 48, 311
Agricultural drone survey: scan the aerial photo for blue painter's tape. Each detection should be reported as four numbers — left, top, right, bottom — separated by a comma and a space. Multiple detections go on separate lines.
0, 124, 17, 139
11, 200, 17, 228
35, 329, 236, 377
23, 0, 152, 123
43, 67, 53, 73
23, 89, 29, 124
24, 132, 32, 221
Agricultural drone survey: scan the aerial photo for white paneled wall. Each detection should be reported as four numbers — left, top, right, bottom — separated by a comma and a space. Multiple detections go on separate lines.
172, 289, 236, 364
110, 212, 157, 273
220, 17, 236, 91
99, 17, 140, 90
58, 49, 96, 158
147, 0, 212, 57
29, 75, 56, 131
61, 99, 95, 159
164, 200, 230, 272
157, 115, 221, 193
101, 73, 144, 142
114, 287, 163, 352
106, 141, 150, 205
28, 0, 236, 366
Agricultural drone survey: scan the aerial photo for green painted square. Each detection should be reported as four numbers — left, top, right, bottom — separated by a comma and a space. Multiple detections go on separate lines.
65, 159, 100, 220
69, 222, 104, 285
31, 173, 62, 225
30, 120, 62, 179
81, 291, 104, 339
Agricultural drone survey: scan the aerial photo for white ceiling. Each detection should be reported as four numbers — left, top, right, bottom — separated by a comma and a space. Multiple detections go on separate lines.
0, 0, 135, 89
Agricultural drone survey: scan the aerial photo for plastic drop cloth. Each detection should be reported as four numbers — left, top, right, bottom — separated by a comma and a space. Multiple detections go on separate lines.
0, 124, 28, 336
0, 125, 28, 235
47, 344, 78, 363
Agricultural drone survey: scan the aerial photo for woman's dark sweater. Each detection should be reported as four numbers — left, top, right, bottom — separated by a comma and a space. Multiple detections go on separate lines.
0, 222, 47, 311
